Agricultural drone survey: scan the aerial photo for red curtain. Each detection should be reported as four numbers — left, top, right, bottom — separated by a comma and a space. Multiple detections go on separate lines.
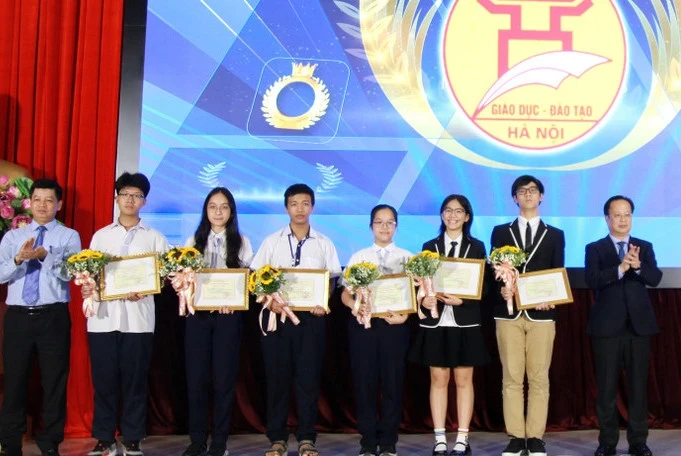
0, 0, 123, 437
1, 0, 681, 440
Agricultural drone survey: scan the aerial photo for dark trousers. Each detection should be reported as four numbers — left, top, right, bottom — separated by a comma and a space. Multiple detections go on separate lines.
592, 327, 651, 447
348, 318, 410, 448
261, 311, 325, 443
0, 304, 70, 454
88, 331, 154, 442
185, 312, 242, 445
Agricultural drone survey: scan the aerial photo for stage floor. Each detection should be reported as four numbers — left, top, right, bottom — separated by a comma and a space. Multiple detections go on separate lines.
17, 430, 681, 455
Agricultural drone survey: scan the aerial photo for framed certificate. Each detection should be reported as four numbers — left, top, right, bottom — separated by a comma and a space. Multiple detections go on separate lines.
515, 267, 573, 310
367, 273, 417, 317
100, 253, 161, 301
193, 268, 249, 311
279, 268, 330, 311
433, 258, 485, 299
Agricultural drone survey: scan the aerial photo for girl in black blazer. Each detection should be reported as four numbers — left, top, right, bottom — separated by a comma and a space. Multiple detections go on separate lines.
409, 195, 490, 456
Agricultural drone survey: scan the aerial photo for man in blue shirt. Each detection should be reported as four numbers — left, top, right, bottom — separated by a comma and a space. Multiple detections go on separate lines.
0, 179, 81, 456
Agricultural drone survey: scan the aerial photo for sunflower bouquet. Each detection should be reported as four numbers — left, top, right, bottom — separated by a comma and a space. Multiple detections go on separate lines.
158, 247, 206, 316
404, 250, 442, 318
489, 245, 527, 267
249, 265, 299, 334
344, 261, 381, 328
489, 245, 527, 315
248, 264, 285, 295
65, 249, 113, 317
158, 247, 205, 278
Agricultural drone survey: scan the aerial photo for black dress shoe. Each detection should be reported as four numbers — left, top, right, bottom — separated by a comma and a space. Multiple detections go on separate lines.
432, 443, 448, 456
594, 445, 616, 456
449, 441, 471, 455
628, 443, 653, 456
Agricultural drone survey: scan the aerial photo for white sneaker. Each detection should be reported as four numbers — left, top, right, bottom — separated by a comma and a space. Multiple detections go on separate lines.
87, 440, 118, 456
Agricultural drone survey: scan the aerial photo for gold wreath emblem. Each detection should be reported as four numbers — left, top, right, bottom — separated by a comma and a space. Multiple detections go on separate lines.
261, 63, 330, 130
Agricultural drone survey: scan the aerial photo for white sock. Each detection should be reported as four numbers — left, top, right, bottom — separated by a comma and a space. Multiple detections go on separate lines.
453, 428, 469, 449
434, 428, 447, 450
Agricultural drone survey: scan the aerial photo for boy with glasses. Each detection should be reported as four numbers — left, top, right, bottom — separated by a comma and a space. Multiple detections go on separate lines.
490, 175, 565, 456
82, 173, 168, 456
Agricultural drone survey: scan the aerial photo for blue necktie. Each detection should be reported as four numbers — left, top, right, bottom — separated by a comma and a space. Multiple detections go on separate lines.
617, 241, 626, 261
210, 237, 223, 268
22, 226, 47, 305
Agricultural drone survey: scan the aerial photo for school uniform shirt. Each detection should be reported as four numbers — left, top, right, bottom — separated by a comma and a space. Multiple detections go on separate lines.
87, 220, 169, 333
250, 225, 341, 276
185, 231, 254, 268
343, 243, 412, 284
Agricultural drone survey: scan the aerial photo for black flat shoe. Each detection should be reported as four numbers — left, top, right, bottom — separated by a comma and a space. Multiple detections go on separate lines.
432, 443, 448, 456
449, 442, 471, 456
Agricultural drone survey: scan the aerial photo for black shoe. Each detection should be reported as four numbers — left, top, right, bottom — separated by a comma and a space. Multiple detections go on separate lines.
87, 440, 117, 456
432, 442, 448, 456
206, 443, 227, 456
628, 443, 653, 456
122, 440, 143, 456
594, 445, 616, 456
450, 441, 471, 456
182, 441, 207, 456
360, 446, 377, 456
501, 437, 526, 456
526, 438, 546, 456
41, 450, 59, 456
378, 445, 396, 456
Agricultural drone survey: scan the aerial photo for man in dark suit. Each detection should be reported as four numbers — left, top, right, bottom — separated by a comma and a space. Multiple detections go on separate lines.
490, 175, 565, 456
585, 196, 662, 456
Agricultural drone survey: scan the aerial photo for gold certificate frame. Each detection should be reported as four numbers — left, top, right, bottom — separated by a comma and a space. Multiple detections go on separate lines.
433, 258, 485, 300
100, 253, 161, 301
367, 273, 417, 318
515, 267, 573, 310
193, 268, 249, 311
278, 268, 330, 311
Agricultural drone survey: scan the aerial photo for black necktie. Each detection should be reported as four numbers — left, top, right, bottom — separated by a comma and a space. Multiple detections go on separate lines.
447, 241, 458, 258
525, 223, 532, 251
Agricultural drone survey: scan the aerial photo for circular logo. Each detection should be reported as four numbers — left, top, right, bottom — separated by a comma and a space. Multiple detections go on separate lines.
262, 63, 330, 130
443, 0, 626, 150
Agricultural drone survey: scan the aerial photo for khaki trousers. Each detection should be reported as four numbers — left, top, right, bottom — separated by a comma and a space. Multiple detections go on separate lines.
496, 314, 556, 439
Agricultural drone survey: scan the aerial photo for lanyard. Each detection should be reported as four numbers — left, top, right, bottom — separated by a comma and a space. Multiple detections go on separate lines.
288, 232, 310, 267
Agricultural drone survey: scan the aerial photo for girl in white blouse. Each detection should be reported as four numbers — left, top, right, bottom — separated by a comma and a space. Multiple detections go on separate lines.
181, 187, 253, 456
341, 204, 412, 456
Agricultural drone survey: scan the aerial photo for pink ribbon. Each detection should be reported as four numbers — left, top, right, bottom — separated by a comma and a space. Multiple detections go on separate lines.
351, 287, 372, 329
169, 267, 197, 316
414, 276, 438, 320
258, 291, 300, 335
493, 262, 519, 315
75, 271, 96, 318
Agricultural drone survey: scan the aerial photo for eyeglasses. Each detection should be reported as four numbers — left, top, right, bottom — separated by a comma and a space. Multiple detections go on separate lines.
516, 187, 540, 196
118, 192, 145, 201
372, 221, 397, 228
443, 208, 466, 216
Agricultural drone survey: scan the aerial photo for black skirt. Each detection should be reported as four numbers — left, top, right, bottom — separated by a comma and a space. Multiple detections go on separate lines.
408, 325, 490, 368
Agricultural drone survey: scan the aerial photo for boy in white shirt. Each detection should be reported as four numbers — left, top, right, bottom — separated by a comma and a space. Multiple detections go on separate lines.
83, 173, 168, 456
250, 184, 341, 456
